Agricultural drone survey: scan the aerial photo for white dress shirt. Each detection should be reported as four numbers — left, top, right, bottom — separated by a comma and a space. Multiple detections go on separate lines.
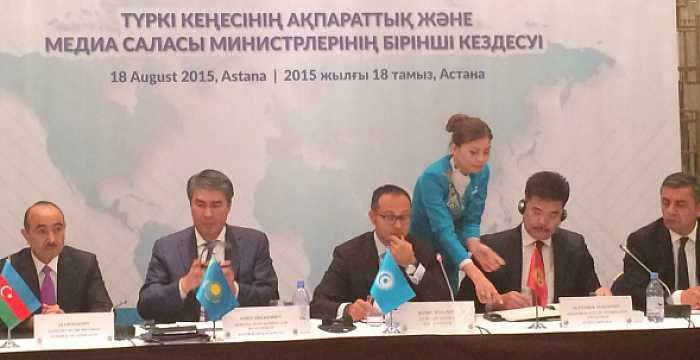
669, 224, 697, 305
31, 252, 59, 304
520, 226, 555, 304
178, 226, 239, 300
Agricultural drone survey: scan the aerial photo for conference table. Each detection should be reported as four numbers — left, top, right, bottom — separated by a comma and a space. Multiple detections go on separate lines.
1, 314, 698, 360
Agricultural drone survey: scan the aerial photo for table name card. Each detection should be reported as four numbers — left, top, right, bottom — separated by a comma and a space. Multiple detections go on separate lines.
399, 301, 475, 334
559, 296, 633, 327
34, 312, 115, 345
222, 305, 310, 339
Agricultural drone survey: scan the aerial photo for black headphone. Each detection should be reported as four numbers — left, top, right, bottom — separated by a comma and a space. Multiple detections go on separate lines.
517, 199, 567, 221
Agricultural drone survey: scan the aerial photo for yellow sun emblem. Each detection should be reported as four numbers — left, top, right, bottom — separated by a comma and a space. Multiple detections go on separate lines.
210, 282, 222, 297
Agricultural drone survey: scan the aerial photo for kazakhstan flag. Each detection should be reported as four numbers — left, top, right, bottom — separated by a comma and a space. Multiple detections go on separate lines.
370, 252, 416, 314
196, 261, 239, 321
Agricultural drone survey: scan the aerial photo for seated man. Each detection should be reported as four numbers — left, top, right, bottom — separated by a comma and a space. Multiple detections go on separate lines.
1, 201, 112, 332
310, 184, 451, 321
137, 169, 279, 323
457, 171, 609, 310
613, 172, 700, 310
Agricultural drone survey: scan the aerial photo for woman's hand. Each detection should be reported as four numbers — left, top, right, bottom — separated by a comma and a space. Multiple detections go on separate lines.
463, 262, 502, 305
466, 238, 505, 272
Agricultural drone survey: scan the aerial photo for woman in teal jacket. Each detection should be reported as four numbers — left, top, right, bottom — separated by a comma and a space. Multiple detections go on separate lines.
411, 114, 504, 305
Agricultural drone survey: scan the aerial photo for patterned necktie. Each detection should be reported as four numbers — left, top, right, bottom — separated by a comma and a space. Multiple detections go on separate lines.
40, 265, 56, 305
204, 240, 220, 264
201, 240, 220, 321
677, 237, 690, 291
527, 241, 548, 307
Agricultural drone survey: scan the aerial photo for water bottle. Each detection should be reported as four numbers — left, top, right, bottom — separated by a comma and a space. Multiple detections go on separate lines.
645, 272, 665, 323
292, 280, 310, 305
292, 280, 311, 334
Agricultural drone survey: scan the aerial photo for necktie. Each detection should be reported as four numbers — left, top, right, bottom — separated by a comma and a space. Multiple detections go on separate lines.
40, 265, 56, 305
527, 241, 548, 307
204, 240, 219, 264
677, 237, 690, 291
201, 240, 219, 321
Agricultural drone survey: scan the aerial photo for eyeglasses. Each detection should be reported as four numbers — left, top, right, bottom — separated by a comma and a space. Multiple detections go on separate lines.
377, 214, 411, 224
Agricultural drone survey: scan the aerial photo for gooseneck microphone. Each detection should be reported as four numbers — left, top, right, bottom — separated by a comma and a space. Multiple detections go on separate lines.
436, 254, 455, 301
618, 244, 672, 296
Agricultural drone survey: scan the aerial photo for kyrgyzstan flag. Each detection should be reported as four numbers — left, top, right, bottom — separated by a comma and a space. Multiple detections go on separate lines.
0, 261, 41, 329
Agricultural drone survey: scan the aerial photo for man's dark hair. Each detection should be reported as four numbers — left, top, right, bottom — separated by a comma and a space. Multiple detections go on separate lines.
370, 184, 411, 210
24, 201, 65, 230
187, 169, 235, 204
661, 172, 700, 203
524, 171, 570, 206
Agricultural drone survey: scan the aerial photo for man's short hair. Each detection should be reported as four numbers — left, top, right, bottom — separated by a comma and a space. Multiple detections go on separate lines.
524, 171, 570, 206
187, 169, 235, 204
661, 172, 700, 203
23, 201, 64, 230
370, 184, 411, 210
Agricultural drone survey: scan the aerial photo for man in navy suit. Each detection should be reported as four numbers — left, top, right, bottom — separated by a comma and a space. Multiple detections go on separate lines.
457, 171, 610, 310
137, 169, 279, 323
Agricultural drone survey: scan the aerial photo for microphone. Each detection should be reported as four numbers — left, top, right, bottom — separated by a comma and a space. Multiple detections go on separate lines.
618, 244, 672, 296
436, 254, 455, 301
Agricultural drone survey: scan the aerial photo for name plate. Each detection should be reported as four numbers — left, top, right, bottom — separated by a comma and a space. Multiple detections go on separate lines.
222, 305, 309, 338
399, 301, 475, 334
34, 312, 115, 344
559, 296, 633, 327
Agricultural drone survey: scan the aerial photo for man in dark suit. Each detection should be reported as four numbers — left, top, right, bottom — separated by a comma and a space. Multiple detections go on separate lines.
613, 172, 700, 310
138, 169, 278, 323
310, 184, 451, 321
1, 201, 112, 332
457, 171, 609, 310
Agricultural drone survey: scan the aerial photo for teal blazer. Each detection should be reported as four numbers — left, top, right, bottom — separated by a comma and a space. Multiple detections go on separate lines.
410, 155, 490, 292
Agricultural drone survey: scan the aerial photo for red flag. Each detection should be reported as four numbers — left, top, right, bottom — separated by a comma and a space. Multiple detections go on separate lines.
527, 242, 548, 307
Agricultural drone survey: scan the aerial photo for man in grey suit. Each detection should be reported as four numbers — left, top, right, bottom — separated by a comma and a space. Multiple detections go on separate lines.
138, 169, 279, 323
457, 171, 610, 310
1, 201, 112, 333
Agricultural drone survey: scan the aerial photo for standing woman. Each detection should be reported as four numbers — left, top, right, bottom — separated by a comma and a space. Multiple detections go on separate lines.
411, 114, 504, 305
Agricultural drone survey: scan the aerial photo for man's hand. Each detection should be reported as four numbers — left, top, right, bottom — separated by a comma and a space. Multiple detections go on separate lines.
346, 299, 373, 321
388, 235, 417, 267
466, 238, 505, 272
594, 287, 612, 296
680, 286, 700, 309
180, 259, 206, 294
41, 304, 64, 314
498, 291, 531, 310
220, 260, 238, 294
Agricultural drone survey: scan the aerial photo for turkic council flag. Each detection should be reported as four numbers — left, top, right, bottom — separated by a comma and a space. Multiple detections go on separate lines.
196, 260, 238, 321
0, 261, 41, 329
370, 252, 416, 314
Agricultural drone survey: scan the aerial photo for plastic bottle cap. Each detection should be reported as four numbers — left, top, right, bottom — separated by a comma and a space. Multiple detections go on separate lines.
297, 280, 305, 288
650, 272, 658, 280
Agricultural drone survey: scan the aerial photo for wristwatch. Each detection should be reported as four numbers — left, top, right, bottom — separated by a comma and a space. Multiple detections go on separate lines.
405, 263, 418, 276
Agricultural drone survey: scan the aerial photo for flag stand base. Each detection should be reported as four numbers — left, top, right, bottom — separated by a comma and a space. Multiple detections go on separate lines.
528, 305, 546, 329
382, 310, 401, 334
1, 328, 19, 348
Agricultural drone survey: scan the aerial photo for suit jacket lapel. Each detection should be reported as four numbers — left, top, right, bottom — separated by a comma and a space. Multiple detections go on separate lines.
658, 226, 675, 291
363, 232, 380, 290
552, 231, 566, 300
56, 249, 74, 309
507, 228, 523, 291
179, 228, 198, 274
225, 225, 241, 274
14, 249, 41, 301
